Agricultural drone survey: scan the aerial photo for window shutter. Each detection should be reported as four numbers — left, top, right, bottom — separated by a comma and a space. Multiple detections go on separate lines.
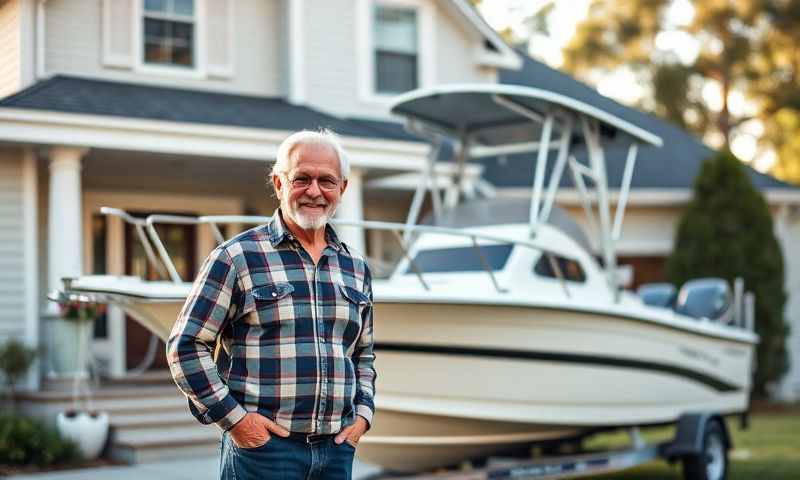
205, 0, 234, 78
102, 0, 134, 68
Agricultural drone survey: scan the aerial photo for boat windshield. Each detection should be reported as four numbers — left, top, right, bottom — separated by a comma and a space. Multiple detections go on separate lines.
406, 244, 514, 274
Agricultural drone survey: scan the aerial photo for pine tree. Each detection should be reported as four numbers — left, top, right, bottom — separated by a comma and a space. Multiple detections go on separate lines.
666, 150, 789, 396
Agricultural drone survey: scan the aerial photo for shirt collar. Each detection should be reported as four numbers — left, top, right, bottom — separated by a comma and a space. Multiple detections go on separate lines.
268, 208, 344, 252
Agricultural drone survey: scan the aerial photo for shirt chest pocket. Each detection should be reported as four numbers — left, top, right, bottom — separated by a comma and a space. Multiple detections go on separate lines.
336, 284, 370, 345
243, 282, 295, 325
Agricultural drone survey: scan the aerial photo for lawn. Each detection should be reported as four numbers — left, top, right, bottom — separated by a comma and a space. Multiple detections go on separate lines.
583, 403, 800, 479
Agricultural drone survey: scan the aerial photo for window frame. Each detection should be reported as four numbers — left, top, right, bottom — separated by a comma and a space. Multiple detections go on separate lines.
405, 243, 515, 274
533, 253, 587, 284
357, 0, 436, 106
373, 6, 419, 95
133, 0, 207, 78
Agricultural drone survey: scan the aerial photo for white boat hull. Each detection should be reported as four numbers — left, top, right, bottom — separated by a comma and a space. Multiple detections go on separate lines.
355, 301, 753, 471
65, 277, 755, 472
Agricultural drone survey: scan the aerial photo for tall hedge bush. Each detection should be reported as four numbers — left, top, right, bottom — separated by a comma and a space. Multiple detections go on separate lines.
666, 150, 789, 396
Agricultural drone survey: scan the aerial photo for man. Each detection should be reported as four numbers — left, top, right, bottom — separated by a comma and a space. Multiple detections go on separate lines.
167, 129, 376, 480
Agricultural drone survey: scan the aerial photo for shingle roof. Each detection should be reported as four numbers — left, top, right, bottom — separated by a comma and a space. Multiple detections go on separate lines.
344, 117, 422, 142
489, 54, 798, 190
0, 75, 421, 142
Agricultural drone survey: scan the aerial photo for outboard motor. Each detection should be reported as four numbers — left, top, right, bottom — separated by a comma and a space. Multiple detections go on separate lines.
674, 278, 733, 322
637, 283, 677, 308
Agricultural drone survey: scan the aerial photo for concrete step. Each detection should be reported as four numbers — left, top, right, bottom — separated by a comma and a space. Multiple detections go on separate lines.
102, 370, 175, 387
20, 387, 189, 423
109, 424, 222, 464
110, 409, 197, 429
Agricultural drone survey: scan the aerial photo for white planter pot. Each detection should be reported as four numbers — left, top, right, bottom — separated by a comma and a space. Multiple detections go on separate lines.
47, 318, 93, 378
56, 411, 109, 459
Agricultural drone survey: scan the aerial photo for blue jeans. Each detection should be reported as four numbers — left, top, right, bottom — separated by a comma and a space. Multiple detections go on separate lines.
219, 431, 356, 480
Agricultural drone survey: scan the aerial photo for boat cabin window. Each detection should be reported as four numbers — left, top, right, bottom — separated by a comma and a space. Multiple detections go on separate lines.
406, 244, 514, 274
534, 255, 586, 283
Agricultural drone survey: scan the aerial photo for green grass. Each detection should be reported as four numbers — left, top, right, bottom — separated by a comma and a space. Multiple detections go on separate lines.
578, 404, 800, 479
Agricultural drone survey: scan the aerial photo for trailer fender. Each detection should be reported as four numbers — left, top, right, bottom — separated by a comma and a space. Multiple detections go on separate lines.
662, 413, 731, 460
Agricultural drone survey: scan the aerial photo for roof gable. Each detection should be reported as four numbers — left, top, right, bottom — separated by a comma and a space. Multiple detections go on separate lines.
441, 0, 522, 70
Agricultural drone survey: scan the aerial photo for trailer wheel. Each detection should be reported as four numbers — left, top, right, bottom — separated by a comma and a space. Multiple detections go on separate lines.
681, 419, 728, 480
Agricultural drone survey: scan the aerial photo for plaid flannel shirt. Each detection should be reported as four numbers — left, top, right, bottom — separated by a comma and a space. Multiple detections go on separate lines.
167, 209, 376, 434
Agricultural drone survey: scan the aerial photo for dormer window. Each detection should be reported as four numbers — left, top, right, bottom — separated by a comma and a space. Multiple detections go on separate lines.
374, 6, 418, 94
143, 0, 196, 68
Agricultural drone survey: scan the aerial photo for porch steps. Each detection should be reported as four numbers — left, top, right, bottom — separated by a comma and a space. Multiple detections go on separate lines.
109, 420, 221, 464
20, 372, 223, 464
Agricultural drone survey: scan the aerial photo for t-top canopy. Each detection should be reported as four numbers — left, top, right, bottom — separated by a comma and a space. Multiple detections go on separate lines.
390, 84, 662, 148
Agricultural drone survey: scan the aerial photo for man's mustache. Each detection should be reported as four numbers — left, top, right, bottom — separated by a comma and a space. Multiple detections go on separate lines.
298, 199, 329, 207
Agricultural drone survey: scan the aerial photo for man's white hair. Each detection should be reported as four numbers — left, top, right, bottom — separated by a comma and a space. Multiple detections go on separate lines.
271, 129, 350, 180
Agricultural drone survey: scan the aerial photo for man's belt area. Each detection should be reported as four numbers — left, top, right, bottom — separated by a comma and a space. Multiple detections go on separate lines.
285, 432, 336, 444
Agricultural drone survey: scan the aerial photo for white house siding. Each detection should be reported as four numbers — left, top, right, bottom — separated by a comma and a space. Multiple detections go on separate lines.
277, 0, 291, 97
433, 6, 497, 85
303, 0, 494, 119
778, 209, 800, 400
0, 149, 27, 345
0, 0, 21, 99
44, 0, 284, 96
558, 205, 677, 257
302, 0, 361, 116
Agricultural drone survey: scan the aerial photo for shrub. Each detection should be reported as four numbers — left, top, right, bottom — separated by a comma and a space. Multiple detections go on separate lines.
0, 415, 81, 467
0, 339, 37, 411
666, 149, 789, 396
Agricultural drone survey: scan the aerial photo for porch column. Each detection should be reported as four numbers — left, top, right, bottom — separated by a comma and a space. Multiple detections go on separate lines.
336, 167, 366, 255
47, 147, 88, 303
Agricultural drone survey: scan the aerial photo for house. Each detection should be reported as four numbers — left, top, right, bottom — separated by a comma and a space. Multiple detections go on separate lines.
0, 0, 798, 408
0, 0, 520, 389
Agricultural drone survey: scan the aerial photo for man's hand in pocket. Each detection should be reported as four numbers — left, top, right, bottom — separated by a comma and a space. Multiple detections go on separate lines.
229, 413, 290, 448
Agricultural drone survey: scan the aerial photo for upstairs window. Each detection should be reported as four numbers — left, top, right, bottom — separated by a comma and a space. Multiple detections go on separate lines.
534, 254, 587, 283
143, 0, 196, 68
374, 6, 418, 94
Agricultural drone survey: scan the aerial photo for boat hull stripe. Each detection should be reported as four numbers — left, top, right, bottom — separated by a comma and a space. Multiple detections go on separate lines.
374, 342, 740, 392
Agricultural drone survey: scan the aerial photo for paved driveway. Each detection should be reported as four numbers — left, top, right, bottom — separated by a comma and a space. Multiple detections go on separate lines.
10, 458, 382, 480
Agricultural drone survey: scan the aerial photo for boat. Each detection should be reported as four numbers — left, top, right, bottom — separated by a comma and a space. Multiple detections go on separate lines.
57, 84, 758, 473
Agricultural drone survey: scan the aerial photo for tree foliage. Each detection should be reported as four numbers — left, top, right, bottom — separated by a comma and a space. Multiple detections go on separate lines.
666, 150, 789, 395
563, 0, 800, 184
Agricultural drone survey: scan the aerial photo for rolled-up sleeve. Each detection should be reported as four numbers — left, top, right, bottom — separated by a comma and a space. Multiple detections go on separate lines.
353, 265, 376, 428
166, 246, 247, 431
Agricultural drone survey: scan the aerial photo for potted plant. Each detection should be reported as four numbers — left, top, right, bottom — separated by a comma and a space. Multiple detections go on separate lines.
52, 293, 110, 460
0, 339, 37, 413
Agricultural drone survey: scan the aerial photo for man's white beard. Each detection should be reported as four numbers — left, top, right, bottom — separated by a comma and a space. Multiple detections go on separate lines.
281, 188, 337, 230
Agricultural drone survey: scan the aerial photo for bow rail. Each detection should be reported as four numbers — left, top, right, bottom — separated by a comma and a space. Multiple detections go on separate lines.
100, 207, 573, 297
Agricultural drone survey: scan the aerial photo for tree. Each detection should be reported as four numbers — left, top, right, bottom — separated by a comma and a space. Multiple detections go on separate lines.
562, 0, 800, 184
666, 150, 789, 396
470, 0, 554, 47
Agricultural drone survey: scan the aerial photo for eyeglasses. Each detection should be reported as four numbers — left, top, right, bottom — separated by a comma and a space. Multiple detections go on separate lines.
285, 174, 341, 191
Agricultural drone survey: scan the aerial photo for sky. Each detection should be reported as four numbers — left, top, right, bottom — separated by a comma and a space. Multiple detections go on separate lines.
476, 0, 774, 172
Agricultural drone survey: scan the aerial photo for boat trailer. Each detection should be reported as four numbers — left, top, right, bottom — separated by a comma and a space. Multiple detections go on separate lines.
370, 413, 732, 480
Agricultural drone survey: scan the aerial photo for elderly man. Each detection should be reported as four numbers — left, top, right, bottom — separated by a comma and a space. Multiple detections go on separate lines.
167, 129, 375, 480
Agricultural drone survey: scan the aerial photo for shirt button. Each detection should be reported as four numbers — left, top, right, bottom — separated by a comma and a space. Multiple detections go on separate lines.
271, 292, 277, 297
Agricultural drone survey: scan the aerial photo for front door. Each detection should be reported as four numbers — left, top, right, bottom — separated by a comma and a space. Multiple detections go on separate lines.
124, 215, 197, 370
